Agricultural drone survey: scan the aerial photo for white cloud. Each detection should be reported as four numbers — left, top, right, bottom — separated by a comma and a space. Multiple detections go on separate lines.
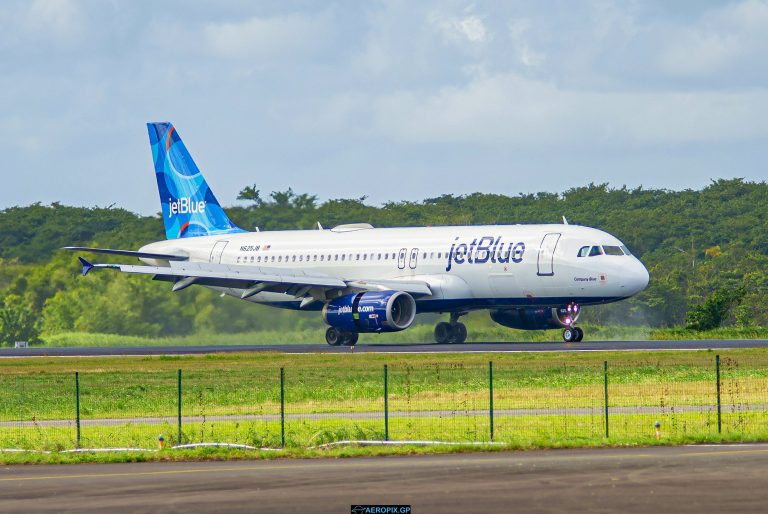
366, 73, 768, 146
23, 0, 82, 40
656, 0, 768, 78
204, 12, 332, 61
429, 11, 489, 45
508, 19, 545, 68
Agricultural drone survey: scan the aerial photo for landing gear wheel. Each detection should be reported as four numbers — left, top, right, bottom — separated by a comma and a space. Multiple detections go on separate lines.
343, 332, 359, 346
435, 322, 452, 344
563, 327, 577, 343
450, 322, 468, 344
574, 327, 584, 342
326, 327, 342, 346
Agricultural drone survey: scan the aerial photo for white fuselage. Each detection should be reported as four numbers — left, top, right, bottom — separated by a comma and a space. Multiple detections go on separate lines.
139, 223, 649, 313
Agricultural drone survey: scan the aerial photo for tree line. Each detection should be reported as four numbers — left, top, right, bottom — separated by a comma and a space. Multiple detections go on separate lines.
1, 179, 766, 344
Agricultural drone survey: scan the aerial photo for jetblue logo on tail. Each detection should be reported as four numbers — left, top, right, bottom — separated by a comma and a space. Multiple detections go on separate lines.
148, 122, 245, 240
168, 197, 206, 217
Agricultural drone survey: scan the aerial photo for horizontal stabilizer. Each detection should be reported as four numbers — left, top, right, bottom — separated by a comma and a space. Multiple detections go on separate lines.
63, 247, 188, 261
78, 257, 94, 276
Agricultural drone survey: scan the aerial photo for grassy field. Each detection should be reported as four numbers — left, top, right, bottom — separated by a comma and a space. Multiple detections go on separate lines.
37, 324, 768, 347
1, 348, 767, 463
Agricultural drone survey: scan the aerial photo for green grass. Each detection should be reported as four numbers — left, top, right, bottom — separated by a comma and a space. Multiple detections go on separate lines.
36, 324, 768, 348
1, 349, 767, 463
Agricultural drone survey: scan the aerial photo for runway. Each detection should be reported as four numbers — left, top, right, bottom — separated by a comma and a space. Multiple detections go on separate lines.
2, 339, 768, 357
2, 444, 767, 513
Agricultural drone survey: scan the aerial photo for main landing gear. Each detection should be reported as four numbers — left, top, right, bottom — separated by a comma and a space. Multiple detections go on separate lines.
434, 312, 468, 344
325, 327, 359, 346
562, 326, 584, 343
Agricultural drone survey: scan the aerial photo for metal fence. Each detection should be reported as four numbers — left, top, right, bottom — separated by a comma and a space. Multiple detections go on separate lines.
1, 355, 766, 451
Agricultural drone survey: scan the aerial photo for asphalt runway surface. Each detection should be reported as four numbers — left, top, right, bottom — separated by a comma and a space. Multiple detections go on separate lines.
2, 339, 768, 357
2, 444, 768, 513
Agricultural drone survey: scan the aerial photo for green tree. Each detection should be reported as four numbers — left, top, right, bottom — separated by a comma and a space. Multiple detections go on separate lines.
685, 287, 746, 331
0, 294, 40, 345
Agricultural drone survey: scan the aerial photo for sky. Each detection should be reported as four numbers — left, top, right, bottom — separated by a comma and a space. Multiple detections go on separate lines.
1, 0, 767, 215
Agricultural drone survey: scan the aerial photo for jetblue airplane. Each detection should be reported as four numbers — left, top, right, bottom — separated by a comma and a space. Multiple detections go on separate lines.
67, 122, 649, 345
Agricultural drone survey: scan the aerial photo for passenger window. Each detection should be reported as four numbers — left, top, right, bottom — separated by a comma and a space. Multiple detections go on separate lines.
589, 246, 603, 257
341, 254, 345, 261
320, 255, 324, 261
603, 245, 624, 256
577, 246, 590, 258
438, 252, 442, 259
378, 253, 382, 260
292, 255, 296, 262
363, 254, 367, 260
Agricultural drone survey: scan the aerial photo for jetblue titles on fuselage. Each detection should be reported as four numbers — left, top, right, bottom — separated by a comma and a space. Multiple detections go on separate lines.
445, 236, 525, 272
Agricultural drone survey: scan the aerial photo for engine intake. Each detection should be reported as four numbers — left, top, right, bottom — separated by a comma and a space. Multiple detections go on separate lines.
323, 290, 416, 333
490, 305, 580, 331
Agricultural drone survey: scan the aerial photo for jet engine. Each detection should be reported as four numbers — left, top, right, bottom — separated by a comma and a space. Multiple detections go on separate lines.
323, 290, 416, 333
490, 305, 580, 330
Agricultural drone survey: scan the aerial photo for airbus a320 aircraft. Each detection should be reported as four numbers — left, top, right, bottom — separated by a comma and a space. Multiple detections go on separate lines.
67, 122, 649, 345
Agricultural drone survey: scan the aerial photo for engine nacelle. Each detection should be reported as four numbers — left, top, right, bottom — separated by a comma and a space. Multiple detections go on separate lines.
323, 290, 416, 333
490, 305, 581, 331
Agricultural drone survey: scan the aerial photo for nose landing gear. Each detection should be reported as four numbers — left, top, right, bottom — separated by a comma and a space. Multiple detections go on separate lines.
434, 312, 468, 344
562, 303, 583, 342
562, 326, 584, 342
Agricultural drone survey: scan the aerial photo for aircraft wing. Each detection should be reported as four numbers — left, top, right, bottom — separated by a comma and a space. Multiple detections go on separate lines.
76, 258, 432, 301
63, 246, 189, 261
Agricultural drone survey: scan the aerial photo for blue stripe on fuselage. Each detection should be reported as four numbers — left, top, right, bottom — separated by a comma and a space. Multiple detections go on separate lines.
262, 295, 629, 313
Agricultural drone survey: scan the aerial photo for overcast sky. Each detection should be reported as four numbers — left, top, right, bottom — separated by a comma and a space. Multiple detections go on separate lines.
1, 0, 767, 214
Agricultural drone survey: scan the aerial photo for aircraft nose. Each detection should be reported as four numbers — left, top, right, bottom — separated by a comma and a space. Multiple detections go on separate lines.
626, 258, 650, 294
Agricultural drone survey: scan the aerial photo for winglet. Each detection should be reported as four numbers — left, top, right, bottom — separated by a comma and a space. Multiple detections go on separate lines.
78, 257, 95, 277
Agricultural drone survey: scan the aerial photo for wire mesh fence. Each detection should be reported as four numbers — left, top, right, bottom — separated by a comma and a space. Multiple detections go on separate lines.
1, 354, 767, 451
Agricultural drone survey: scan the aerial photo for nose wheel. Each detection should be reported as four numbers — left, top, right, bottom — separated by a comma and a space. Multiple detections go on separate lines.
563, 326, 584, 342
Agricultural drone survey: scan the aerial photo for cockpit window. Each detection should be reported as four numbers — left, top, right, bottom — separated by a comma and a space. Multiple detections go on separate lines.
577, 246, 590, 257
603, 245, 624, 256
589, 245, 603, 257
620, 245, 632, 256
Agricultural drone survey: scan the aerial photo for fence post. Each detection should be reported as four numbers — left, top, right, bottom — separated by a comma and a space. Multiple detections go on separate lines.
384, 364, 389, 441
75, 371, 81, 448
489, 361, 494, 441
280, 367, 285, 448
603, 361, 609, 438
177, 369, 182, 445
716, 354, 721, 434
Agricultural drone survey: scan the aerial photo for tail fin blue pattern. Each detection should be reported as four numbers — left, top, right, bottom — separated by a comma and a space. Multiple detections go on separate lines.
147, 122, 245, 239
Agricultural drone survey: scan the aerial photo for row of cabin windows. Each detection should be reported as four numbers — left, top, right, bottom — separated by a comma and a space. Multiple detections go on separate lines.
235, 251, 447, 264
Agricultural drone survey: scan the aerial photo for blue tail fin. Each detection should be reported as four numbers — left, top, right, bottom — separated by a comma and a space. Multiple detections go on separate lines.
147, 122, 245, 239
